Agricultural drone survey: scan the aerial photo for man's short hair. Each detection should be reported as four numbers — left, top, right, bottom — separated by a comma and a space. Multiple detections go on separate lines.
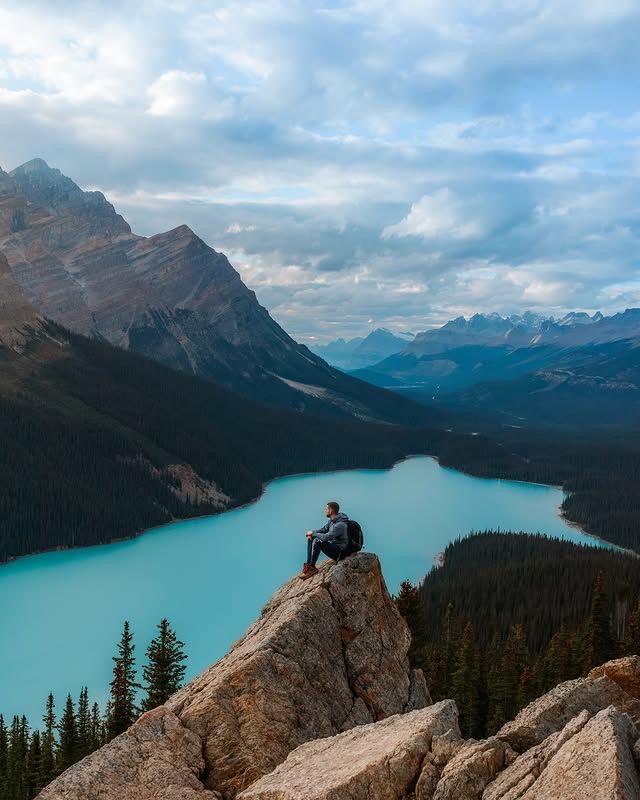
327, 501, 340, 513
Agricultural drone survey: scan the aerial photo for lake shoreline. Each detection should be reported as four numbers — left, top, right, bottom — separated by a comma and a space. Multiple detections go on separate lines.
2, 452, 626, 570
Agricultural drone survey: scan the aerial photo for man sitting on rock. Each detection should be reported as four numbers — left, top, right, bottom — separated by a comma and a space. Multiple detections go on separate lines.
299, 501, 349, 579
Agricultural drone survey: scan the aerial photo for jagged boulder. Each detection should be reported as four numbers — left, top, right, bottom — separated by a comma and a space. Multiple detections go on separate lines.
483, 710, 592, 800
589, 655, 640, 700
486, 706, 640, 799
496, 675, 640, 751
38, 554, 426, 799
237, 701, 459, 800
428, 737, 516, 800
37, 707, 218, 800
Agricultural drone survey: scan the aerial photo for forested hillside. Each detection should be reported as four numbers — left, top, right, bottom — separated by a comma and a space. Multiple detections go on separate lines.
397, 532, 640, 737
0, 324, 440, 562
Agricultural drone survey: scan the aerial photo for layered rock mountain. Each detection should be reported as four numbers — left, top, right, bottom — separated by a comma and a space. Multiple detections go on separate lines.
36, 555, 640, 800
0, 159, 429, 424
0, 250, 43, 348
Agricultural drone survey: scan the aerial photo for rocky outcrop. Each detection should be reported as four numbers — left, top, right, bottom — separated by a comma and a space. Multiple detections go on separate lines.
411, 657, 640, 800
589, 655, 640, 700
485, 706, 640, 800
35, 558, 640, 800
238, 702, 459, 800
38, 707, 218, 800
429, 738, 516, 800
496, 674, 640, 751
39, 554, 426, 799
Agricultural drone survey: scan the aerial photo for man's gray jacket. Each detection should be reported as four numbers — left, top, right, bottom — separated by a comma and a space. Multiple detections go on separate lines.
313, 512, 349, 550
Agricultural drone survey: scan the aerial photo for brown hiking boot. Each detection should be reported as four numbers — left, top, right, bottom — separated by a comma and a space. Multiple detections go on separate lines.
300, 564, 319, 580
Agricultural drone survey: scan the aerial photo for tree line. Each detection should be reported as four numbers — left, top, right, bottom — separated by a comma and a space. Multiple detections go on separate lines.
0, 618, 186, 800
396, 531, 640, 738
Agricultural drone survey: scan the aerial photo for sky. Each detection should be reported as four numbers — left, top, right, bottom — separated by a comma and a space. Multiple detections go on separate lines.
0, 1, 639, 343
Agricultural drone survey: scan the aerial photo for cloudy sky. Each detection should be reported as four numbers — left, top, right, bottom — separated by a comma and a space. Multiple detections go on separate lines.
1, 0, 639, 342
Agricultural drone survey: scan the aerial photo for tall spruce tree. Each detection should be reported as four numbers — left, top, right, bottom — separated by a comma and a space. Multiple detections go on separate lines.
75, 687, 92, 761
41, 693, 57, 787
90, 702, 104, 751
57, 694, 77, 772
451, 622, 481, 737
107, 621, 139, 739
623, 604, 640, 656
141, 619, 188, 711
584, 572, 614, 671
488, 625, 529, 731
0, 715, 8, 799
396, 581, 425, 665
26, 729, 43, 798
7, 715, 28, 800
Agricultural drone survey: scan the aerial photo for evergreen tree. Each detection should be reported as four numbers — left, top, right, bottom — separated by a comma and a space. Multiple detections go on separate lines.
107, 621, 139, 739
489, 625, 529, 729
451, 622, 481, 737
57, 694, 77, 772
441, 603, 462, 698
76, 687, 92, 760
396, 581, 425, 665
90, 702, 104, 751
7, 715, 28, 800
41, 693, 57, 787
141, 619, 188, 711
26, 729, 43, 798
0, 715, 8, 799
583, 572, 615, 671
623, 605, 640, 656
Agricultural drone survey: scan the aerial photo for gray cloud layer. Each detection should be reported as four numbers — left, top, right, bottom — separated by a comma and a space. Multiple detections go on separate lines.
1, 0, 639, 341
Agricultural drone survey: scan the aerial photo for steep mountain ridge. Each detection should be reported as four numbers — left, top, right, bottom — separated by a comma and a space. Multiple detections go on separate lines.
0, 159, 429, 424
311, 328, 413, 370
35, 555, 640, 800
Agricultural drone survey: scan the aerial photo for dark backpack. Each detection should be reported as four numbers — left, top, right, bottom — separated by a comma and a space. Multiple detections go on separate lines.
344, 519, 364, 556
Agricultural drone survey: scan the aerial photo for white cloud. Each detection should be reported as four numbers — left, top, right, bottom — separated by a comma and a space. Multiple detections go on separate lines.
382, 189, 485, 240
146, 70, 207, 117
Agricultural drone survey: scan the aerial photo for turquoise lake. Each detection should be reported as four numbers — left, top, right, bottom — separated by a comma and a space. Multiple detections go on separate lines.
0, 455, 604, 723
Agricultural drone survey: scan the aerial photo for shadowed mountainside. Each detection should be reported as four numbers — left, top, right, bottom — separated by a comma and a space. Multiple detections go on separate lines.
0, 159, 432, 425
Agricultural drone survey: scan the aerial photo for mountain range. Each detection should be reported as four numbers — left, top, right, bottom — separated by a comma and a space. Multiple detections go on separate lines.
349, 310, 640, 428
309, 328, 414, 370
0, 158, 428, 425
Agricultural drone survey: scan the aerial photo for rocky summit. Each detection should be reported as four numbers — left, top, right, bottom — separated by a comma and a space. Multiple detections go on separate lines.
37, 558, 640, 800
0, 159, 430, 424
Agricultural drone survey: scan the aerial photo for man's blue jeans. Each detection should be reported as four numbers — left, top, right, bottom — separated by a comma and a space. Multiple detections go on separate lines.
307, 537, 342, 565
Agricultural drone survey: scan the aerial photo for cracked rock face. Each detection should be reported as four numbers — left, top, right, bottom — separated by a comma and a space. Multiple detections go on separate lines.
486, 706, 640, 800
39, 554, 424, 799
429, 737, 516, 800
496, 675, 640, 752
588, 656, 640, 701
37, 707, 219, 800
237, 702, 460, 800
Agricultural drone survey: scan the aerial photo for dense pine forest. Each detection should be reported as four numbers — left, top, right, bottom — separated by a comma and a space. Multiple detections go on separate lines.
0, 326, 440, 562
0, 619, 186, 800
397, 531, 640, 739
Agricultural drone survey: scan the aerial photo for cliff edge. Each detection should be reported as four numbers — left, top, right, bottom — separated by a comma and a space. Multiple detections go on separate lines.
37, 556, 640, 800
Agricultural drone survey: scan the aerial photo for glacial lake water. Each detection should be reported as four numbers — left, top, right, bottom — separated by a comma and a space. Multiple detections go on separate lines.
0, 455, 605, 724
